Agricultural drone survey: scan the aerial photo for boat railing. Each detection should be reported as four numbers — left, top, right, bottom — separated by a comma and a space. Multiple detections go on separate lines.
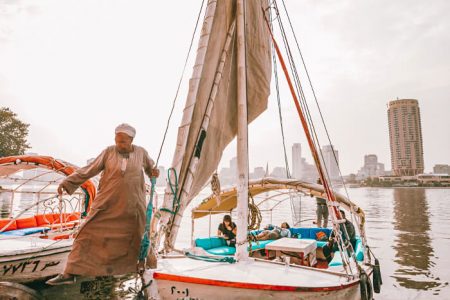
0, 194, 84, 234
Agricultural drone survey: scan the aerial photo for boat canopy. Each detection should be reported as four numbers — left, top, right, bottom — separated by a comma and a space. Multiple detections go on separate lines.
192, 178, 365, 227
0, 155, 96, 212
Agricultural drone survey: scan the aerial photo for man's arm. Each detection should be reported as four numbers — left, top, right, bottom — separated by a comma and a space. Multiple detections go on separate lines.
143, 149, 159, 179
58, 149, 107, 195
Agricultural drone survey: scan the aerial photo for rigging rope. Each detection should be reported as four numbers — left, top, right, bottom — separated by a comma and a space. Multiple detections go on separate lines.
210, 172, 221, 205
247, 193, 262, 230
280, 0, 352, 200
186, 252, 236, 264
154, 0, 206, 166
269, 6, 291, 178
159, 168, 180, 216
275, 0, 359, 268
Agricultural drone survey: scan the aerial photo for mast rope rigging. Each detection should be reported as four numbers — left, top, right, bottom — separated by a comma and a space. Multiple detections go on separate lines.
154, 0, 206, 166
247, 193, 262, 230
279, 0, 353, 202
271, 1, 356, 251
210, 172, 222, 204
269, 4, 291, 179
159, 168, 180, 216
275, 0, 360, 265
265, 3, 358, 274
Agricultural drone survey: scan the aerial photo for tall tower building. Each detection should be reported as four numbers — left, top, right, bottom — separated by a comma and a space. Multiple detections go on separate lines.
387, 99, 424, 176
292, 143, 302, 179
321, 145, 339, 180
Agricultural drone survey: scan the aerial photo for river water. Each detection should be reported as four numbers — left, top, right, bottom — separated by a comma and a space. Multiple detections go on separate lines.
1, 187, 449, 299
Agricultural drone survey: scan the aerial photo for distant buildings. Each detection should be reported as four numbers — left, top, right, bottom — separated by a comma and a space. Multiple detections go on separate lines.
321, 145, 340, 181
357, 154, 385, 179
433, 164, 450, 175
219, 157, 238, 186
291, 142, 318, 182
387, 99, 424, 176
250, 167, 266, 180
270, 167, 288, 178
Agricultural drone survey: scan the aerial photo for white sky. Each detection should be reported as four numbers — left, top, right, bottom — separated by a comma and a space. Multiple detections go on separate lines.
1, 0, 449, 175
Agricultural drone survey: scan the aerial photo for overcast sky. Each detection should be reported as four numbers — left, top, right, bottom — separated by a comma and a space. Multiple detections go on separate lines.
1, 0, 449, 175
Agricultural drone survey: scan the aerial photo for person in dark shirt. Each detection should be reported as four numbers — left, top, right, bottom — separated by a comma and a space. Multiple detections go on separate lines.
322, 210, 356, 263
218, 214, 237, 247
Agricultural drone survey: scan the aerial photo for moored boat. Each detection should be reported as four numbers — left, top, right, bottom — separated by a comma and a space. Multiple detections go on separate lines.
141, 0, 382, 299
0, 155, 96, 283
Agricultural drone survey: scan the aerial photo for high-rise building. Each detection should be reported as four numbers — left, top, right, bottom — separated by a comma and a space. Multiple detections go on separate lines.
321, 145, 339, 180
387, 99, 424, 176
292, 143, 302, 179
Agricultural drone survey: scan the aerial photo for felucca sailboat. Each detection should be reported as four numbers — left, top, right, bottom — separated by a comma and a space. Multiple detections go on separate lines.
144, 0, 381, 299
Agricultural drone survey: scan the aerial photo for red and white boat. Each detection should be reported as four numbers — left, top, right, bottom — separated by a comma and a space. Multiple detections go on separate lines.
142, 0, 381, 299
0, 155, 96, 283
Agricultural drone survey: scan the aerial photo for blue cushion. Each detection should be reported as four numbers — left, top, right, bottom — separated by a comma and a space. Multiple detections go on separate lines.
195, 237, 227, 250
206, 246, 236, 256
0, 227, 50, 236
289, 228, 312, 239
309, 228, 332, 239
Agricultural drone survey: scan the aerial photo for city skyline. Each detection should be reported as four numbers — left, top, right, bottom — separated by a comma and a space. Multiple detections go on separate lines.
0, 1, 449, 175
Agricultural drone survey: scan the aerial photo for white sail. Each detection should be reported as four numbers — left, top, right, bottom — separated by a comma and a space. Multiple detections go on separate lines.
157, 0, 271, 251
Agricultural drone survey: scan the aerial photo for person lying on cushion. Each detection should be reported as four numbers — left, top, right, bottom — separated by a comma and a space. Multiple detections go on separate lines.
251, 222, 291, 241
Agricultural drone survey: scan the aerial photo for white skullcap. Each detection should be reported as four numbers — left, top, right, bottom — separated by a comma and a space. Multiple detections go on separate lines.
115, 123, 136, 138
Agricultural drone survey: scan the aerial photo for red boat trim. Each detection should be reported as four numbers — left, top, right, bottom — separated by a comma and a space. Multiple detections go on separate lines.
153, 272, 359, 292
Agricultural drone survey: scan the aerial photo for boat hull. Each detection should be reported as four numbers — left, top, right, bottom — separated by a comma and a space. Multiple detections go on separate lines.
153, 276, 360, 300
0, 238, 72, 283
145, 257, 370, 300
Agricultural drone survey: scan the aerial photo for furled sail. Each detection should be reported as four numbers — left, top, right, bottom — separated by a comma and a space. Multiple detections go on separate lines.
157, 0, 271, 251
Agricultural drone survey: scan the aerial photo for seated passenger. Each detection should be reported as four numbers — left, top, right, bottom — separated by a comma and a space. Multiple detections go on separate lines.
322, 210, 356, 263
218, 215, 237, 247
252, 222, 291, 241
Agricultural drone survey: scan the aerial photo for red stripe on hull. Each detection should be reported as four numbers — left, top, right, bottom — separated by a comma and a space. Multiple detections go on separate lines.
153, 272, 359, 292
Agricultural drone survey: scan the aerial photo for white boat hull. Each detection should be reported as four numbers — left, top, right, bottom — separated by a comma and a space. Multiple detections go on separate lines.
145, 257, 371, 300
0, 237, 72, 283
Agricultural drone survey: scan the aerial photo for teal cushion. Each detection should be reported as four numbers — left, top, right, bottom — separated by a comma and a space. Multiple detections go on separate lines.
195, 237, 227, 250
354, 238, 364, 261
248, 240, 274, 251
329, 251, 343, 266
316, 241, 328, 248
206, 246, 236, 256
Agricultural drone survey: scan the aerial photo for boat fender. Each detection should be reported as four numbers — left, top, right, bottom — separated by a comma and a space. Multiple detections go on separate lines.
373, 258, 382, 293
359, 270, 373, 300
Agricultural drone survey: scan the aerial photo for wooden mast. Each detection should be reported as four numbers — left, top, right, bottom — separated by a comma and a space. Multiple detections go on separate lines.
235, 0, 249, 261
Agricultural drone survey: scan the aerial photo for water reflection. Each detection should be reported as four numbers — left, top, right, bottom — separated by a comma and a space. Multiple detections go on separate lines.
392, 188, 440, 290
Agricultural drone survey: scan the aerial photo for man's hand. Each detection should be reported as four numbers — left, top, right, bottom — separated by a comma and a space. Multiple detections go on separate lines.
151, 168, 160, 178
57, 184, 67, 196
